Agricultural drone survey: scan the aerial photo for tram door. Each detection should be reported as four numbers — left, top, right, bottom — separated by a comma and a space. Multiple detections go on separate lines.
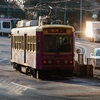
24, 34, 27, 63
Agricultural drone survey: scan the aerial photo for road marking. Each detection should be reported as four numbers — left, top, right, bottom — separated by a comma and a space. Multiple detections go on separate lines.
0, 58, 8, 62
76, 42, 95, 48
11, 82, 36, 90
0, 78, 36, 95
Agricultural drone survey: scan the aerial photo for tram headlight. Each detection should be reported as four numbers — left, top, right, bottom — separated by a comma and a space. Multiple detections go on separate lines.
64, 60, 68, 64
48, 60, 52, 64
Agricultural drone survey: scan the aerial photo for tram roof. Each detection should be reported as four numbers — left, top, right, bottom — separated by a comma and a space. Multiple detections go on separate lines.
0, 18, 20, 21
11, 24, 75, 35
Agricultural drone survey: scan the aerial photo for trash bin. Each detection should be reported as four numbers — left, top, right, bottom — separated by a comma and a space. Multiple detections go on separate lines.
78, 33, 81, 38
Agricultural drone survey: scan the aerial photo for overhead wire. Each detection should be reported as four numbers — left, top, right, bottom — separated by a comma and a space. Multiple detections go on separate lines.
1, 0, 100, 12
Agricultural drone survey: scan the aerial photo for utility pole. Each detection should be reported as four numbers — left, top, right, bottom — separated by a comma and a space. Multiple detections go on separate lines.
80, 0, 82, 31
64, 0, 67, 25
64, 0, 70, 25
40, 0, 42, 16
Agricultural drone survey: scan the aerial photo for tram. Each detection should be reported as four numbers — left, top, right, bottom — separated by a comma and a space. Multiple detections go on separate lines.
0, 17, 20, 37
11, 21, 75, 79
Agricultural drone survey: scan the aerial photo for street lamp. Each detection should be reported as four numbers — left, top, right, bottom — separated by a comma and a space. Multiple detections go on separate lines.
92, 14, 97, 21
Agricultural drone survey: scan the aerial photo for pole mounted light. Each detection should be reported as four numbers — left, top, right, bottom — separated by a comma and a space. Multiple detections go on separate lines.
92, 14, 97, 21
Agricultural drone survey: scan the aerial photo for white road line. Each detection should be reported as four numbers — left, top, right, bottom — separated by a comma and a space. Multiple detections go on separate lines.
0, 58, 8, 62
0, 78, 36, 95
75, 42, 95, 48
11, 82, 36, 90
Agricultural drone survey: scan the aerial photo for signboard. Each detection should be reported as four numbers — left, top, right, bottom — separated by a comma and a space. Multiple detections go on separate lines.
76, 49, 81, 54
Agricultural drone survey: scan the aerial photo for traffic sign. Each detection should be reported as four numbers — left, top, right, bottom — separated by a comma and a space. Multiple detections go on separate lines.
76, 49, 81, 54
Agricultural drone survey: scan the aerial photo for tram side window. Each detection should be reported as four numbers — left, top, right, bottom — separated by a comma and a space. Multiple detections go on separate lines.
13, 36, 17, 49
14, 36, 17, 49
13, 36, 14, 48
3, 22, 10, 28
27, 36, 30, 51
19, 36, 23, 50
27, 36, 36, 52
19, 36, 22, 49
14, 36, 16, 48
33, 36, 36, 52
15, 36, 18, 49
17, 36, 19, 49
16, 36, 19, 50
21, 36, 24, 49
13, 36, 23, 50
30, 36, 34, 51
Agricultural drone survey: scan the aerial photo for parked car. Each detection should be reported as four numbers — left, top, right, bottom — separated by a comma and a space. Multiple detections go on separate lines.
90, 48, 100, 69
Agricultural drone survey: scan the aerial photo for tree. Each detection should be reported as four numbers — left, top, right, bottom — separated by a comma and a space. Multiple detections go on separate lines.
23, 0, 92, 30
9, 0, 26, 19
0, 0, 8, 16
0, 0, 26, 19
0, 0, 7, 5
95, 0, 100, 2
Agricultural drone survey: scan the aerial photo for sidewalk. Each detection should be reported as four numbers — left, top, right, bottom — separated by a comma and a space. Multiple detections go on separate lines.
73, 76, 100, 86
75, 33, 88, 41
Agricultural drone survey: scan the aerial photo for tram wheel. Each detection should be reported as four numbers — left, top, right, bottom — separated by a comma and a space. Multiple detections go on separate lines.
30, 69, 36, 78
12, 63, 17, 70
26, 67, 31, 75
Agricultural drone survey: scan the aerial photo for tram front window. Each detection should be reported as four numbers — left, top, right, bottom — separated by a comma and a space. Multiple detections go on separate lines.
44, 35, 72, 53
11, 20, 20, 28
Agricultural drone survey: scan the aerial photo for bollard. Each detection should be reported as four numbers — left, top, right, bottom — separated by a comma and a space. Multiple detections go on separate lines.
87, 65, 93, 77
74, 61, 80, 76
79, 65, 87, 77
87, 58, 93, 77
78, 33, 81, 38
